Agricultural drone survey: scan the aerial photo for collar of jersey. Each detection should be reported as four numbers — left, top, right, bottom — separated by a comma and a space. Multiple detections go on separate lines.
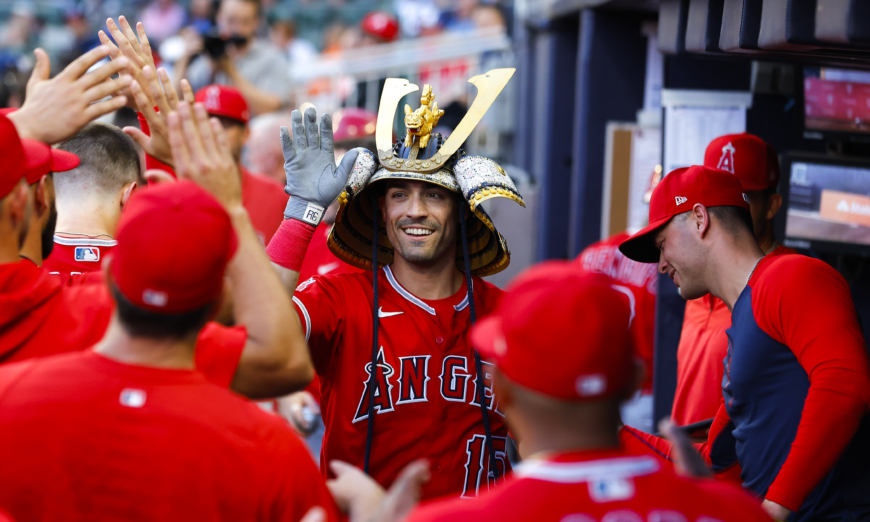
53, 235, 118, 247
383, 265, 471, 315
515, 454, 659, 483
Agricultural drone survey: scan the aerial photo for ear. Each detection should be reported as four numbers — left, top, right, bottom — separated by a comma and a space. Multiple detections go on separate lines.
35, 177, 49, 215
404, 104, 411, 115
120, 181, 138, 209
492, 368, 513, 411
766, 192, 783, 221
8, 181, 30, 225
692, 203, 712, 238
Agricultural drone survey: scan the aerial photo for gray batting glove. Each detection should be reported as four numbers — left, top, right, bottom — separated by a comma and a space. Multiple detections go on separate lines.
281, 107, 359, 225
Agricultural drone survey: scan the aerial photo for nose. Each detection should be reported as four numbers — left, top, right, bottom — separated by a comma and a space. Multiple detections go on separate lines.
657, 251, 669, 274
405, 192, 429, 219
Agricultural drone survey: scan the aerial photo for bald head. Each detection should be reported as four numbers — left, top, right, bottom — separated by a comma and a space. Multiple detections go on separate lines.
55, 122, 141, 200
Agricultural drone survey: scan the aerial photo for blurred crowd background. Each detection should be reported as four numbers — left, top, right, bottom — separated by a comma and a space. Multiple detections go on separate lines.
0, 0, 529, 285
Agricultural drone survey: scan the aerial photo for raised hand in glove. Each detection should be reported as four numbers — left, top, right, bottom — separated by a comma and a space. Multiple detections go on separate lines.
280, 107, 359, 225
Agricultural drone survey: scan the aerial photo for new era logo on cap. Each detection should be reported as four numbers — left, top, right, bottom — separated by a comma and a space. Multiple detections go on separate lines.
576, 374, 607, 397
743, 193, 750, 203
142, 289, 169, 308
675, 196, 687, 205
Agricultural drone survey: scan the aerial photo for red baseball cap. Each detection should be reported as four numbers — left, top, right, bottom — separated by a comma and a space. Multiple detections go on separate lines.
195, 85, 251, 124
110, 181, 238, 314
0, 114, 27, 199
21, 140, 81, 184
332, 108, 377, 142
361, 12, 399, 42
471, 262, 635, 401
618, 165, 750, 263
704, 133, 780, 192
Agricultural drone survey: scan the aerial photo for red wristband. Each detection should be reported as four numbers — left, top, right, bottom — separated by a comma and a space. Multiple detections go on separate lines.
266, 219, 316, 272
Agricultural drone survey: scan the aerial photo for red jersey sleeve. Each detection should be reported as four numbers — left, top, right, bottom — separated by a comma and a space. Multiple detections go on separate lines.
136, 112, 176, 176
291, 275, 347, 375
751, 258, 870, 510
194, 323, 247, 388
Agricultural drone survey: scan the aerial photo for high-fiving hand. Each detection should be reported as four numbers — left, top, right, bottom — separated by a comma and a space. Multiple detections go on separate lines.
165, 101, 242, 211
280, 108, 359, 225
8, 46, 131, 144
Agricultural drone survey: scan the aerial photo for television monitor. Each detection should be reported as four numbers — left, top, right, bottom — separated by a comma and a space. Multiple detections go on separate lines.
779, 154, 870, 257
804, 67, 870, 134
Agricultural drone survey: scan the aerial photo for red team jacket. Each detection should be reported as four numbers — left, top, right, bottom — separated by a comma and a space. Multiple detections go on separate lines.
292, 265, 510, 500
0, 351, 340, 522
576, 232, 658, 392
671, 244, 796, 426
405, 447, 770, 522
0, 259, 245, 387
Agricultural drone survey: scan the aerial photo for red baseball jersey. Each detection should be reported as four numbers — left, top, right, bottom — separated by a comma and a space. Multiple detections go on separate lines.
0, 259, 245, 388
0, 351, 340, 522
576, 232, 657, 392
671, 244, 796, 427
241, 167, 289, 246
292, 265, 510, 500
405, 447, 770, 522
42, 235, 116, 278
298, 223, 363, 402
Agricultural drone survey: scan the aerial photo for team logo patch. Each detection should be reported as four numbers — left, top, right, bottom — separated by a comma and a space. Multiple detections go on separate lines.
717, 142, 736, 173
675, 196, 688, 206
74, 246, 100, 262
142, 289, 169, 307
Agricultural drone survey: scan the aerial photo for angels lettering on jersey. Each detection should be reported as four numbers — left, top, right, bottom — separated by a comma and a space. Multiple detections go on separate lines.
353, 348, 503, 423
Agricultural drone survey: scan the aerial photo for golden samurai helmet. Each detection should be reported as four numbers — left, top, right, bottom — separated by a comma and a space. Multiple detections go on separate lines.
327, 68, 525, 276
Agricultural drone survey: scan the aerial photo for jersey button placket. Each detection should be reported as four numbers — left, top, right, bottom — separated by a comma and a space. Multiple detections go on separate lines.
435, 336, 444, 344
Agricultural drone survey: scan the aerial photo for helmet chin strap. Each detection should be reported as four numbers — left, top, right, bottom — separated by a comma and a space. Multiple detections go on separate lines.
364, 189, 380, 474
460, 206, 500, 483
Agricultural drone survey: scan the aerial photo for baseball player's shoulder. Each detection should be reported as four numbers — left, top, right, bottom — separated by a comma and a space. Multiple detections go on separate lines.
405, 477, 526, 522
297, 269, 374, 294
754, 254, 845, 294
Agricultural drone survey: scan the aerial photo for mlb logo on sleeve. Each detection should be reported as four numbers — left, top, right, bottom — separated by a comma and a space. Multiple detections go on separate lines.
74, 247, 100, 262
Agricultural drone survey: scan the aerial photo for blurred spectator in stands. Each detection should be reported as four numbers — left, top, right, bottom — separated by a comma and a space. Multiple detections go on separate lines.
175, 0, 289, 115
394, 0, 441, 38
1, 3, 38, 60
472, 4, 506, 31
440, 0, 480, 33
359, 11, 400, 46
290, 0, 336, 51
57, 8, 102, 69
267, 6, 317, 69
245, 111, 290, 185
140, 0, 187, 43
186, 0, 216, 35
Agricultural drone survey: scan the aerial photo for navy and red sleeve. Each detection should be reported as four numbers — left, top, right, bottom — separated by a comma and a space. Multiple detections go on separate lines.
751, 257, 870, 511
194, 323, 248, 388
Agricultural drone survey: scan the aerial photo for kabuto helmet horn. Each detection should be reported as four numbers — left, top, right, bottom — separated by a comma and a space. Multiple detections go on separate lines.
331, 69, 524, 480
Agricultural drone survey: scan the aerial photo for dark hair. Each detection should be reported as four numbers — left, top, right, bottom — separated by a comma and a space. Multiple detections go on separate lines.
56, 122, 141, 195
709, 205, 754, 236
110, 283, 215, 340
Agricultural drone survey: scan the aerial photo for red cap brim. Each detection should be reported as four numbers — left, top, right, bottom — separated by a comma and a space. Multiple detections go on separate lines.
617, 215, 672, 263
470, 315, 506, 363
50, 149, 80, 172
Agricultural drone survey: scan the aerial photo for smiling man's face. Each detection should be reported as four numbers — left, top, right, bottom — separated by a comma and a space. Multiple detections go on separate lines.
380, 180, 459, 267
654, 211, 709, 300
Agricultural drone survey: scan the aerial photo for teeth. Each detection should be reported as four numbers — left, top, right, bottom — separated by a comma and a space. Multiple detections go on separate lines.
404, 228, 433, 236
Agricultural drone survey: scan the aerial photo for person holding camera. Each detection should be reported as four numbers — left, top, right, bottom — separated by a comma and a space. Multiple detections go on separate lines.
174, 0, 289, 115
